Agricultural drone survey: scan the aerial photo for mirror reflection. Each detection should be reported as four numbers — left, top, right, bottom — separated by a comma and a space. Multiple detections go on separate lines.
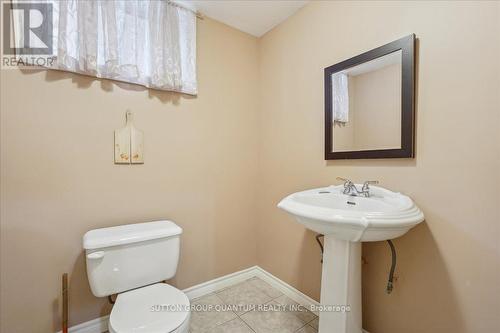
332, 50, 402, 152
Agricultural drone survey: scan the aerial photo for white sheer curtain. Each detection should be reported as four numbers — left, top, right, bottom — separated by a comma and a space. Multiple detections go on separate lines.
332, 72, 349, 123
51, 0, 197, 95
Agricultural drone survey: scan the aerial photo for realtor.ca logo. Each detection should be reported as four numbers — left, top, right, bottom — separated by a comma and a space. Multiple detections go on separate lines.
2, 1, 54, 68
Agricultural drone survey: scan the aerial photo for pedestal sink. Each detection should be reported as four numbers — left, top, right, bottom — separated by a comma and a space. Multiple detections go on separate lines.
278, 184, 424, 333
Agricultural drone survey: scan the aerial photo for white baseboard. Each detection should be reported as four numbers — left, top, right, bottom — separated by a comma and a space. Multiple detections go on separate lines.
252, 266, 321, 315
59, 265, 370, 333
183, 265, 259, 299
57, 315, 109, 333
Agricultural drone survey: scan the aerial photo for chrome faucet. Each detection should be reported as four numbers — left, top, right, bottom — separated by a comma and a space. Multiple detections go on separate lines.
337, 177, 356, 196
337, 177, 379, 197
361, 180, 379, 196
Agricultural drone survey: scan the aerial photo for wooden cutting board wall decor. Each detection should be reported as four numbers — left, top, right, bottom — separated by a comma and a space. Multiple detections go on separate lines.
114, 111, 144, 164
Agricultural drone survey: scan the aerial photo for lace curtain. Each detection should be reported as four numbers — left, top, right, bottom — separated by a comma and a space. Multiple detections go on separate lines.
51, 0, 197, 95
332, 73, 349, 123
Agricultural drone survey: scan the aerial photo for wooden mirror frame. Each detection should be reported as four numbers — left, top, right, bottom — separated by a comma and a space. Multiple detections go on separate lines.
324, 34, 416, 160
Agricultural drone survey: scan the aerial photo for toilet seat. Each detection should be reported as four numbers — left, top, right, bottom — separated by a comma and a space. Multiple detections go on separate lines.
109, 283, 190, 333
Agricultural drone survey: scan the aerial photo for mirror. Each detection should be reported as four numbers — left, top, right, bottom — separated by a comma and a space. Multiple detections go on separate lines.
332, 50, 402, 152
325, 35, 415, 159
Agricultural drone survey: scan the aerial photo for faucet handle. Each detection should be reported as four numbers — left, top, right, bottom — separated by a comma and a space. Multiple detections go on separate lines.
337, 177, 353, 186
337, 177, 354, 194
337, 177, 355, 195
362, 180, 379, 191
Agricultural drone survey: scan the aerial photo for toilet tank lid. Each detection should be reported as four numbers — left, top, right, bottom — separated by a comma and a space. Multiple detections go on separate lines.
83, 220, 182, 250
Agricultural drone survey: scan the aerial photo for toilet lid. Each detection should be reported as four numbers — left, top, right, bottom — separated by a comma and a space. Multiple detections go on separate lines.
110, 283, 190, 333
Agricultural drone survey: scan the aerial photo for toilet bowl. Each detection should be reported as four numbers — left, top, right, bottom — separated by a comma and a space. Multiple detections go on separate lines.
83, 220, 190, 333
109, 283, 190, 333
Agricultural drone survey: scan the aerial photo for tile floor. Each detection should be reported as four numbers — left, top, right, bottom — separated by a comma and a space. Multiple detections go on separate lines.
189, 277, 318, 333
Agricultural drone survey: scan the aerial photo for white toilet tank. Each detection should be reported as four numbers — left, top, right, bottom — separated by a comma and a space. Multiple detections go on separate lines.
83, 220, 182, 297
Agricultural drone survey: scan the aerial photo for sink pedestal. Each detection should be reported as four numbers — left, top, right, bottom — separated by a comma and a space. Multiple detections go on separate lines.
277, 185, 424, 333
319, 235, 362, 333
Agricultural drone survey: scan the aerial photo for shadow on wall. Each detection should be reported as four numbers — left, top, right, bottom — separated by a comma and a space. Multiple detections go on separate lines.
326, 157, 417, 169
19, 68, 196, 105
286, 220, 466, 332
362, 222, 464, 333
52, 252, 112, 331
297, 230, 323, 301
0, 225, 110, 332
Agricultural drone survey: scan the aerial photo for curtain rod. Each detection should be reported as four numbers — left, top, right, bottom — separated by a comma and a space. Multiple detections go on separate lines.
167, 1, 204, 19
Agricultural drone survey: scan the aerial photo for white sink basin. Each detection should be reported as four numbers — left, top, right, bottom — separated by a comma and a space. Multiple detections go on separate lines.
278, 184, 424, 333
277, 185, 424, 241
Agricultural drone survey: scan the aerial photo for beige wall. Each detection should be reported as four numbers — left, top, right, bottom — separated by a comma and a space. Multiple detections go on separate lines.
257, 2, 499, 333
0, 18, 259, 333
2, 2, 500, 333
352, 63, 401, 150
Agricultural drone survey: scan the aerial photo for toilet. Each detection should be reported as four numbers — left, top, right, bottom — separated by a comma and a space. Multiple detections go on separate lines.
83, 220, 190, 333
